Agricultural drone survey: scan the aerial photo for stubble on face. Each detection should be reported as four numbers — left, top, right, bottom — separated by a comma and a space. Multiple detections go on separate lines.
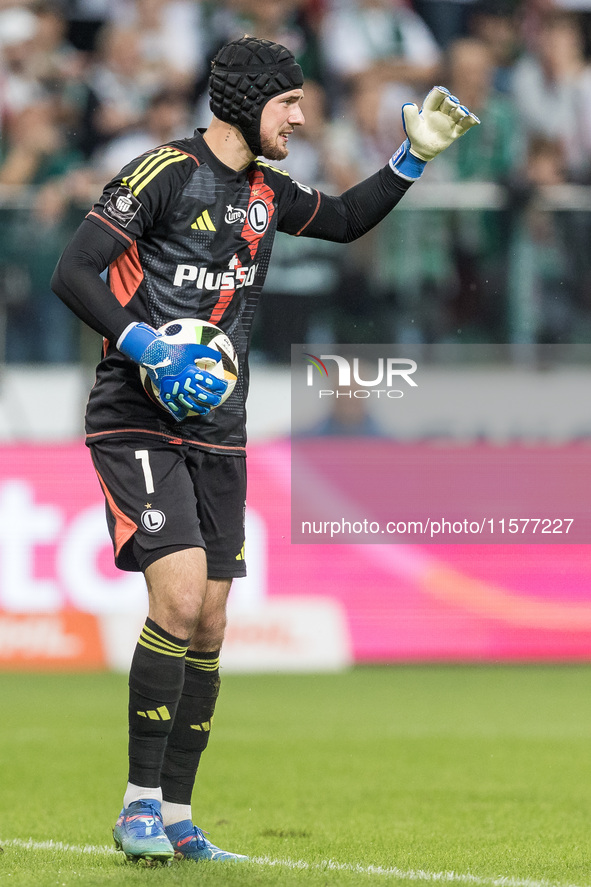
260, 133, 289, 161
258, 90, 304, 161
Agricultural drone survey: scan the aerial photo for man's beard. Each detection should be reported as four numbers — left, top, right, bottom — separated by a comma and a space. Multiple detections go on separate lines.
260, 132, 289, 161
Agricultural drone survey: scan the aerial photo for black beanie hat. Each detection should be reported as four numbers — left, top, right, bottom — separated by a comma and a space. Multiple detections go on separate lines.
209, 36, 304, 156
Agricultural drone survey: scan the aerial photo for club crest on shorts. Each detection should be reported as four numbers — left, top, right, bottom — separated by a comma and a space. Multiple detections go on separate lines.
141, 509, 166, 532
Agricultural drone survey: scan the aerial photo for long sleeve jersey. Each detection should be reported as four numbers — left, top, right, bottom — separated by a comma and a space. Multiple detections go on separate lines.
52, 129, 412, 453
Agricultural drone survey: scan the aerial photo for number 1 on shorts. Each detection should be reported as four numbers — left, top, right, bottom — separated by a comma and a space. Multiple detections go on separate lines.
135, 449, 155, 494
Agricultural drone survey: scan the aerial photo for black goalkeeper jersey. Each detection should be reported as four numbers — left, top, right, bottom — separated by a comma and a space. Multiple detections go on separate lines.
54, 129, 411, 453
84, 131, 339, 453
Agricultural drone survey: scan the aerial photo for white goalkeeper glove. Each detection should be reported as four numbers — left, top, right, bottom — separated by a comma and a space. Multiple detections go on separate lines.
391, 85, 480, 181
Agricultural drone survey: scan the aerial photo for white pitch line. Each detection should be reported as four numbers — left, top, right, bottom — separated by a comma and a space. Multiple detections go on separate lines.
251, 856, 588, 887
1, 838, 587, 887
2, 838, 117, 856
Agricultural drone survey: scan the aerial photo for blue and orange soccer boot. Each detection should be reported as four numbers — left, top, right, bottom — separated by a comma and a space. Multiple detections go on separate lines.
165, 819, 248, 862
113, 799, 174, 865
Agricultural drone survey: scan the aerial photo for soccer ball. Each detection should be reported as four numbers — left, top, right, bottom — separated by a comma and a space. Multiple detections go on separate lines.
140, 318, 238, 415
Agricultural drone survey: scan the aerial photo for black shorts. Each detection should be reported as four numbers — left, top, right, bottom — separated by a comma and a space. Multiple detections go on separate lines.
89, 439, 246, 577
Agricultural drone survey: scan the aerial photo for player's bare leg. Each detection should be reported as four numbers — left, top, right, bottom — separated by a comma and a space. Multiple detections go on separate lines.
145, 547, 209, 638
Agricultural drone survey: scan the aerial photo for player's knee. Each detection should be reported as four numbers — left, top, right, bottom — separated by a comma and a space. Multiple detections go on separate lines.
147, 589, 206, 639
151, 607, 199, 640
193, 608, 227, 649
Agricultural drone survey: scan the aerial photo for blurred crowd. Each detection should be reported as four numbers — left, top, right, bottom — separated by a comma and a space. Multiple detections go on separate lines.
2, 0, 591, 363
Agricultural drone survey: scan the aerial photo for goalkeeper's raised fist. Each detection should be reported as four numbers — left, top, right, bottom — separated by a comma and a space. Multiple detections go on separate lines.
391, 85, 480, 181
117, 321, 228, 421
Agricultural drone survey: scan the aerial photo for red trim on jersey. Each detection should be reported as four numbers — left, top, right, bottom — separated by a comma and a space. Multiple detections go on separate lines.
208, 256, 244, 325
86, 210, 134, 245
157, 145, 200, 166
109, 242, 144, 307
86, 427, 247, 452
296, 190, 322, 236
209, 292, 234, 324
94, 468, 138, 556
241, 169, 276, 260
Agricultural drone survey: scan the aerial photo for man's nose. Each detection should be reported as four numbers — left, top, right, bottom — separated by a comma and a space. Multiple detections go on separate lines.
289, 105, 305, 125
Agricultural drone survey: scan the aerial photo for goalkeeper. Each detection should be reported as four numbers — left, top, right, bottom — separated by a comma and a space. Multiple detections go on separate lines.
51, 36, 479, 866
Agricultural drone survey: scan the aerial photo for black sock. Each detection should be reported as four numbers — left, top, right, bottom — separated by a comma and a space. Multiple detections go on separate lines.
160, 650, 221, 804
127, 618, 190, 788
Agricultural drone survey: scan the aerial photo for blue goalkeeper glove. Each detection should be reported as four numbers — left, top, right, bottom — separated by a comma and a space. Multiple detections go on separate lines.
391, 85, 480, 181
118, 322, 228, 421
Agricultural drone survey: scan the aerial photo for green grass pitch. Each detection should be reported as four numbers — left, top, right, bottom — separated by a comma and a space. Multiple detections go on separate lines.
1, 665, 591, 887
